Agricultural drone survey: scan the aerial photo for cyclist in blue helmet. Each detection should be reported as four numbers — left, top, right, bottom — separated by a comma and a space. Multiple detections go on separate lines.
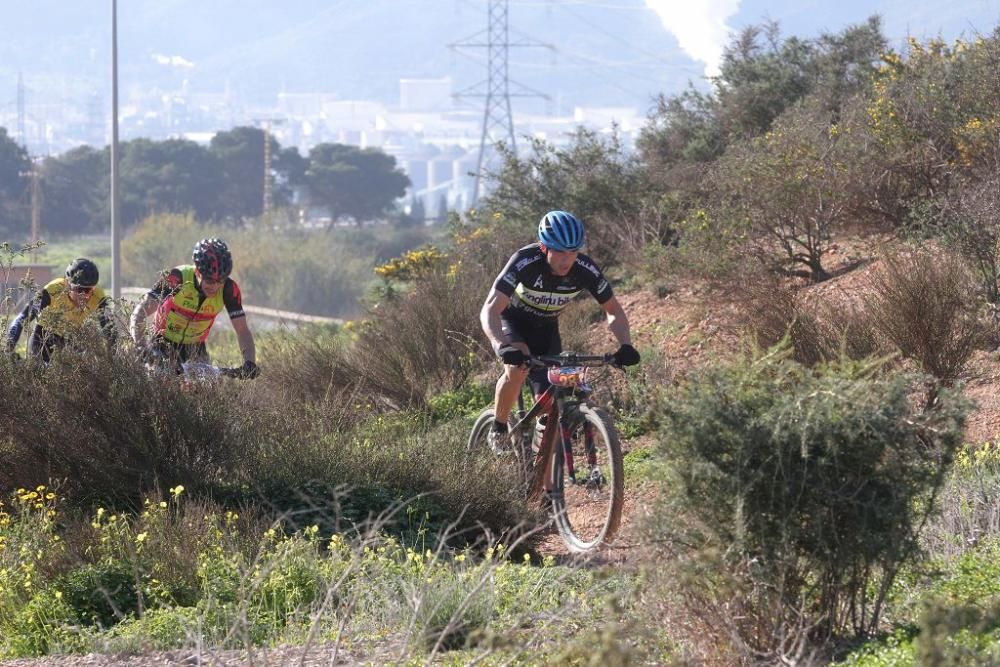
479, 210, 640, 453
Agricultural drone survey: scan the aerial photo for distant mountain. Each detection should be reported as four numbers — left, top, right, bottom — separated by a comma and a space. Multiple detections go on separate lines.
2, 0, 997, 121
0, 1, 698, 114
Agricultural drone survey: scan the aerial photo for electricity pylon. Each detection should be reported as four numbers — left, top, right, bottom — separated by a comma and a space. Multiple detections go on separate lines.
450, 0, 552, 205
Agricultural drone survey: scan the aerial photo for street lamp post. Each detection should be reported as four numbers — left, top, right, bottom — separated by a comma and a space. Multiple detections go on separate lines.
110, 0, 122, 299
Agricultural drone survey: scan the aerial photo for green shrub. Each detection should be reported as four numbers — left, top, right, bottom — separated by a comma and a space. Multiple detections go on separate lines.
915, 597, 1000, 666
121, 213, 202, 287
427, 383, 494, 423
648, 345, 968, 660
252, 537, 325, 620
408, 568, 495, 652
59, 561, 139, 628
3, 588, 86, 657
102, 606, 199, 652
836, 627, 916, 666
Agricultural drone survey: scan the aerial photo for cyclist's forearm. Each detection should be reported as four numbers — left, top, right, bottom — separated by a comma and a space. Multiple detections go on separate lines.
480, 290, 511, 349
6, 302, 36, 351
482, 309, 507, 349
129, 296, 157, 344
233, 321, 256, 364
6, 316, 24, 351
606, 310, 632, 346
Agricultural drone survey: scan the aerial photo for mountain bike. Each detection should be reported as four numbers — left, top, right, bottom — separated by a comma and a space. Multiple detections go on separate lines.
468, 353, 625, 553
144, 354, 254, 384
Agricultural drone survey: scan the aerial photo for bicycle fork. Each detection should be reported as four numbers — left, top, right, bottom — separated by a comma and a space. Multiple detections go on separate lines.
561, 421, 597, 484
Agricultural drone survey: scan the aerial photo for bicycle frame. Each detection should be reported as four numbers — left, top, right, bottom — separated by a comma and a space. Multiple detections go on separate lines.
508, 354, 608, 501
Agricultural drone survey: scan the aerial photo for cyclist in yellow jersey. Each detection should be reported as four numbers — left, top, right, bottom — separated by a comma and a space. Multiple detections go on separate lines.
130, 238, 258, 377
5, 258, 117, 362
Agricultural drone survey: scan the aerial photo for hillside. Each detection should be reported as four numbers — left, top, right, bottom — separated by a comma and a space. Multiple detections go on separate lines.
0, 0, 693, 110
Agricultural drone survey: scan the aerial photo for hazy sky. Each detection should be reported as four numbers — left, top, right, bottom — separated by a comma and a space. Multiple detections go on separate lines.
645, 0, 1000, 78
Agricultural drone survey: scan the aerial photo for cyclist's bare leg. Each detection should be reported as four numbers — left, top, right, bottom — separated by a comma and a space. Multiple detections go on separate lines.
493, 341, 530, 424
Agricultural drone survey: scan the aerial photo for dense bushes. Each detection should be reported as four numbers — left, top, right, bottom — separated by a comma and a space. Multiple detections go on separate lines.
737, 243, 992, 387
647, 346, 967, 661
0, 333, 529, 540
0, 340, 260, 505
482, 129, 672, 263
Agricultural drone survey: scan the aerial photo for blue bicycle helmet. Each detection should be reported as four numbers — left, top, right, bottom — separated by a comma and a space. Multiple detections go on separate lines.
537, 210, 584, 251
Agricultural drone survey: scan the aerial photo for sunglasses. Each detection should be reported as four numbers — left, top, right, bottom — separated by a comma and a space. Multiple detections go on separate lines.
69, 285, 95, 294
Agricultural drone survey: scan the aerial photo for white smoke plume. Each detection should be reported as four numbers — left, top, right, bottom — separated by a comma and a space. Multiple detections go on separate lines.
152, 54, 195, 69
644, 0, 741, 77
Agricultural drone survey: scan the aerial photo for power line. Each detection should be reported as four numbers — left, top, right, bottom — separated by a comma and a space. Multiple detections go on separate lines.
450, 0, 553, 205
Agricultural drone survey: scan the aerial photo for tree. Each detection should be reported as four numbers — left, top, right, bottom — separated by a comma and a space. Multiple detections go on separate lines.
714, 21, 816, 140
638, 18, 886, 194
639, 88, 724, 169
117, 138, 223, 226
41, 146, 107, 234
483, 128, 669, 260
711, 99, 858, 282
809, 16, 888, 116
305, 143, 410, 225
209, 126, 306, 221
0, 127, 30, 237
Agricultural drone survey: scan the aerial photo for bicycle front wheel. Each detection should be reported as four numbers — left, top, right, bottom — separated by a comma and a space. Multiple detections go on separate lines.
550, 405, 624, 552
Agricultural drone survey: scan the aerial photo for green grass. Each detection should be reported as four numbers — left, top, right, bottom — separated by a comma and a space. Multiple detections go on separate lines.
622, 446, 660, 484
0, 486, 640, 661
427, 383, 494, 423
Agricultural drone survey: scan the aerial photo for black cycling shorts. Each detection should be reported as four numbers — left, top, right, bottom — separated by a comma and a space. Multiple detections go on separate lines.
154, 339, 210, 364
499, 310, 561, 396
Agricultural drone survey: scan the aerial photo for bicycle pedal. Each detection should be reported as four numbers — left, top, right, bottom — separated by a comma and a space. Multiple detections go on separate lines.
585, 468, 604, 489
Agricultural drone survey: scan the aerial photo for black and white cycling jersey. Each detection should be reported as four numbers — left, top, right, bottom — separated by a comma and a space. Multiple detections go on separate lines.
492, 243, 613, 319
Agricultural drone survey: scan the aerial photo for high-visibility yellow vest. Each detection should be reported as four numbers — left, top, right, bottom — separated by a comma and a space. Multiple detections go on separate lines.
153, 265, 225, 344
35, 278, 107, 335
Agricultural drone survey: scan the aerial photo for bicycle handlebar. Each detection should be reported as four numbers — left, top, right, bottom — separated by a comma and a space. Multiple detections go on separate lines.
526, 353, 619, 369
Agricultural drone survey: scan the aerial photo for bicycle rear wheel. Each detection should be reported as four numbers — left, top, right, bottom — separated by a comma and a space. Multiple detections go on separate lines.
550, 405, 624, 552
467, 407, 498, 454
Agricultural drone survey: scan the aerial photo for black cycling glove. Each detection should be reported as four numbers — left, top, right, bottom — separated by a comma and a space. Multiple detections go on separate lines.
238, 360, 260, 379
497, 345, 527, 366
613, 343, 640, 367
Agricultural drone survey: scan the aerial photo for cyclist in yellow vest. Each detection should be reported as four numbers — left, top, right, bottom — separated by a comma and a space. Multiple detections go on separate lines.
5, 258, 116, 362
129, 238, 258, 377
